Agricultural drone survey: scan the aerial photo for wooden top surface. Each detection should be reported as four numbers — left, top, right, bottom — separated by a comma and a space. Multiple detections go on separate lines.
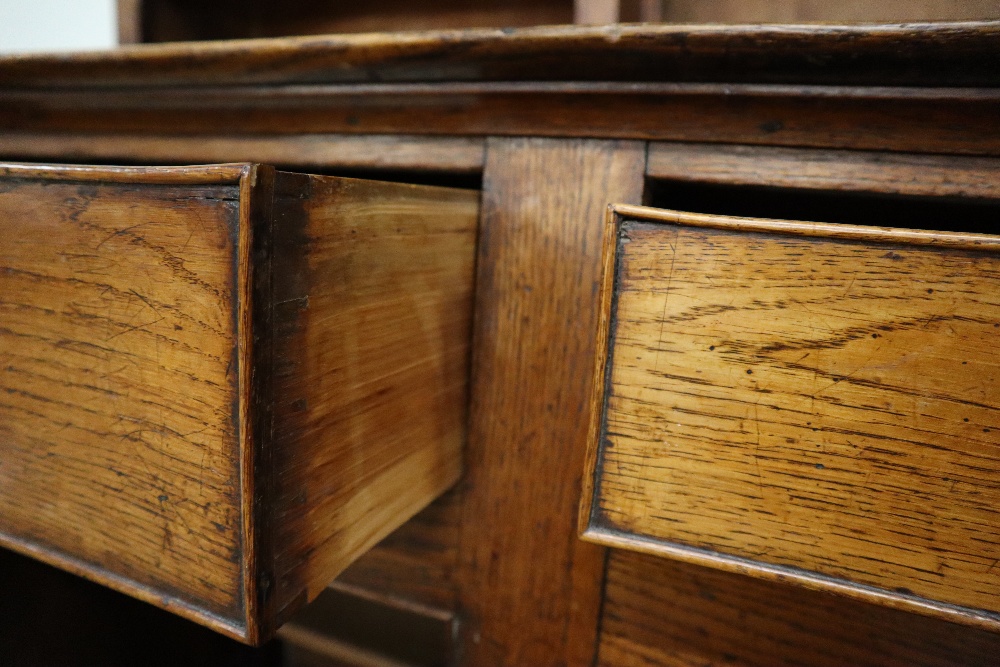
0, 22, 998, 89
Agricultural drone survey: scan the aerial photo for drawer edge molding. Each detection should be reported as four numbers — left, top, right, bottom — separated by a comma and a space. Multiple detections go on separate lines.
581, 526, 1000, 633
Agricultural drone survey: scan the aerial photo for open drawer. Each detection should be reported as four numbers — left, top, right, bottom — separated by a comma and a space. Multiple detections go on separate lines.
581, 203, 1000, 630
0, 163, 478, 643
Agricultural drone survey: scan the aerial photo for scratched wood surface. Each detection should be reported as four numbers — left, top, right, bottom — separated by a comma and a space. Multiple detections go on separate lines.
585, 205, 1000, 624
1, 27, 999, 156
0, 165, 247, 627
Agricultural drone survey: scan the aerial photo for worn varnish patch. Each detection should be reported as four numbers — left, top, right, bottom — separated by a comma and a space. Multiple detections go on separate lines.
584, 205, 1000, 627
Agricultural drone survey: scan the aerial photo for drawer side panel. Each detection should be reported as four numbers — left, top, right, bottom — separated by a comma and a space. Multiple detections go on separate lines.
268, 174, 478, 624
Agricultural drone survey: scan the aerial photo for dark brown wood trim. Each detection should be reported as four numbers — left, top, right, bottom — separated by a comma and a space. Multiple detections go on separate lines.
647, 143, 1000, 199
0, 133, 486, 174
236, 165, 278, 644
2, 22, 998, 88
3, 85, 996, 156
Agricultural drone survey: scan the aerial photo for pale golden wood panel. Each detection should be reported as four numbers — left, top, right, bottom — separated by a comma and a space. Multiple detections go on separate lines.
270, 176, 479, 624
584, 205, 1000, 628
334, 489, 463, 612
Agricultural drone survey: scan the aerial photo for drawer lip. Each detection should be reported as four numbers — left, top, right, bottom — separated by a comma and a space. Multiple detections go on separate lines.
604, 202, 1000, 251
581, 525, 1000, 633
0, 161, 256, 184
581, 202, 1000, 632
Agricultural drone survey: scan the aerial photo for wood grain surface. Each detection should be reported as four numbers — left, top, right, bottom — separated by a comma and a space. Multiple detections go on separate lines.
5, 20, 1000, 663
585, 205, 1000, 627
335, 489, 463, 612
0, 133, 485, 175
2, 25, 998, 157
268, 174, 479, 628
1, 22, 998, 88
599, 551, 1000, 667
0, 164, 249, 633
459, 138, 644, 665
0, 163, 477, 644
2, 85, 996, 157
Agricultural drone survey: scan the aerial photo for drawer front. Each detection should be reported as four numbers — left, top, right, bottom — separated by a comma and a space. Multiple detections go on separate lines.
0, 166, 246, 620
0, 163, 478, 643
582, 204, 1000, 627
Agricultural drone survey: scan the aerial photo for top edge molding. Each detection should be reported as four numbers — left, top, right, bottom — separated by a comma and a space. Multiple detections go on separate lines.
0, 22, 998, 89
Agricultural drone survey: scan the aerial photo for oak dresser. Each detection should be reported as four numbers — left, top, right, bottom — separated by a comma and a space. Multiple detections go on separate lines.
1, 21, 999, 666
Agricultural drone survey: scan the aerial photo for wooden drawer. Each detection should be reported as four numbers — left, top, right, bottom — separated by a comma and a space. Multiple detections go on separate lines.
0, 162, 478, 644
581, 203, 1000, 629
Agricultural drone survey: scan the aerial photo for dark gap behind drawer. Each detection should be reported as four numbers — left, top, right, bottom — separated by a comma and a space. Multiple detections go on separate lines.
280, 584, 456, 667
647, 179, 1000, 235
